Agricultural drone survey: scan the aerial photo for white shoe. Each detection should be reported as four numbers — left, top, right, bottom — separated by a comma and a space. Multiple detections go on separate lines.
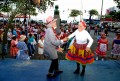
96, 57, 98, 60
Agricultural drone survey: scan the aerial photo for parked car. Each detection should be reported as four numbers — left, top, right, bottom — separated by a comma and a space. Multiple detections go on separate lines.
38, 20, 43, 24
60, 20, 67, 25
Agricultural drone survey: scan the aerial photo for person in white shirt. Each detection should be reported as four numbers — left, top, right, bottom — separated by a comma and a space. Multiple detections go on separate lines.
66, 20, 94, 76
38, 35, 44, 59
33, 27, 38, 41
7, 29, 12, 48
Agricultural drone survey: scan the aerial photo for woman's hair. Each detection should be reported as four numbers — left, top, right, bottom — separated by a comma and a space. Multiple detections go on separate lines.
116, 33, 120, 39
29, 34, 32, 37
21, 31, 25, 35
40, 35, 44, 39
79, 20, 86, 28
101, 32, 106, 38
12, 36, 16, 40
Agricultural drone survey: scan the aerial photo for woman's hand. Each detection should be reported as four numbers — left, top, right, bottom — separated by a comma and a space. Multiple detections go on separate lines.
57, 47, 63, 53
85, 47, 90, 52
62, 37, 68, 42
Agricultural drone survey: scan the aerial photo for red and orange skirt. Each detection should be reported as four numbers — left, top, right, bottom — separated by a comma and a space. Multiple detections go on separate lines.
66, 42, 94, 65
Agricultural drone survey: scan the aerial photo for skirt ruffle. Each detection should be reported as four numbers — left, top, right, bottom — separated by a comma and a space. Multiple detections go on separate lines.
66, 44, 94, 65
95, 48, 106, 57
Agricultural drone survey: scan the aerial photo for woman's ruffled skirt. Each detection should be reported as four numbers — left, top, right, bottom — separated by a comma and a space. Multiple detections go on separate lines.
66, 43, 94, 65
95, 48, 106, 57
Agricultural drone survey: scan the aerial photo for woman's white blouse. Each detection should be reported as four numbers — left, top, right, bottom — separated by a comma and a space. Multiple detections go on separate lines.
38, 39, 44, 54
68, 29, 93, 48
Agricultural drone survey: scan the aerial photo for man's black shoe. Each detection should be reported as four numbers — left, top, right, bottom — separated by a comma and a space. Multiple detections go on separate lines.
47, 74, 56, 78
54, 70, 63, 74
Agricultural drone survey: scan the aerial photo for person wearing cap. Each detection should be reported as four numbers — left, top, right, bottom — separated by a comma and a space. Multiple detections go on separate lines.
95, 32, 108, 61
111, 30, 120, 59
44, 16, 68, 78
16, 35, 30, 60
66, 20, 94, 76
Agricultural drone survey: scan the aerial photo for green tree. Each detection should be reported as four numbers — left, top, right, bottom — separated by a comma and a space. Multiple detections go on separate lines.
115, 11, 120, 20
0, 0, 55, 24
109, 11, 117, 20
69, 9, 83, 23
107, 11, 120, 20
89, 9, 98, 25
114, 0, 120, 9
104, 10, 120, 21
104, 14, 112, 18
0, 0, 55, 58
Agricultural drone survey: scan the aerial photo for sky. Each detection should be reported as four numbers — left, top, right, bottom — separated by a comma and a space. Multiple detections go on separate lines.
31, 0, 117, 22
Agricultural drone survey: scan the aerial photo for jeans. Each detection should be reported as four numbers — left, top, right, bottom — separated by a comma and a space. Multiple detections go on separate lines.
27, 43, 35, 56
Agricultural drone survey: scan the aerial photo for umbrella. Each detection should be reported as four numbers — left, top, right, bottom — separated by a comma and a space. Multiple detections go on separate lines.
15, 14, 28, 18
0, 13, 8, 18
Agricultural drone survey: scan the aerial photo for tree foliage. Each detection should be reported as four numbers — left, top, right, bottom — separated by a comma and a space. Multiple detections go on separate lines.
114, 0, 120, 9
109, 11, 116, 18
0, 0, 56, 16
88, 9, 98, 25
0, 0, 56, 55
69, 9, 82, 17
104, 15, 112, 18
89, 9, 98, 16
108, 10, 120, 20
69, 9, 83, 23
0, 3, 12, 12
115, 11, 120, 20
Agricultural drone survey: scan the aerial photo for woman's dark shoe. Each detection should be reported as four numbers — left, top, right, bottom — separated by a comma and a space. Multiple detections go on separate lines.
73, 69, 80, 74
80, 70, 85, 76
47, 73, 56, 78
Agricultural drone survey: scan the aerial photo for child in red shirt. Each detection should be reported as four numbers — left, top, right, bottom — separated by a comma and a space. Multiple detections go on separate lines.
95, 32, 108, 61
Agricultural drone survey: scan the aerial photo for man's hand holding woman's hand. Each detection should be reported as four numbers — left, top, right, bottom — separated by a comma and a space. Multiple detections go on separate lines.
62, 37, 68, 42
